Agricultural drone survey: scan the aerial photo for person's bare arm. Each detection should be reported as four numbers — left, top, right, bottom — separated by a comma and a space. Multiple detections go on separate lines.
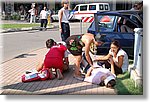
84, 41, 93, 67
95, 54, 111, 61
109, 57, 115, 74
114, 55, 124, 68
58, 10, 63, 32
85, 67, 94, 77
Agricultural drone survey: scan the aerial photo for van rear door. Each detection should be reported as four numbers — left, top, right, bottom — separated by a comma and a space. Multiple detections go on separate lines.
99, 4, 110, 11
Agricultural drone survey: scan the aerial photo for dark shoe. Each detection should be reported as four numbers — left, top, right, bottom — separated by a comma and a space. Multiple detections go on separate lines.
39, 27, 43, 31
56, 69, 63, 80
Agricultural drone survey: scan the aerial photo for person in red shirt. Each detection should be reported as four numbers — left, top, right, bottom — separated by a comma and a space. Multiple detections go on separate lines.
36, 39, 69, 79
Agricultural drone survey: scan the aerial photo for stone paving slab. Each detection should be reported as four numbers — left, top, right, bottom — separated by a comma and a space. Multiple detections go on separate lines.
0, 48, 117, 95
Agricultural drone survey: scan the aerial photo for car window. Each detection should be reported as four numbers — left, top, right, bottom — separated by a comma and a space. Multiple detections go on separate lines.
74, 6, 79, 11
119, 15, 139, 33
98, 15, 115, 29
130, 15, 143, 27
105, 5, 109, 10
99, 4, 104, 10
89, 5, 96, 10
80, 5, 87, 11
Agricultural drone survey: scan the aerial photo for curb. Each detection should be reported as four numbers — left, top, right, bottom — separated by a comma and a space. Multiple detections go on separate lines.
1, 25, 58, 33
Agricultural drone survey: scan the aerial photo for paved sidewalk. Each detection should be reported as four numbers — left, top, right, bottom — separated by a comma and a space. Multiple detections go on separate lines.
0, 48, 117, 95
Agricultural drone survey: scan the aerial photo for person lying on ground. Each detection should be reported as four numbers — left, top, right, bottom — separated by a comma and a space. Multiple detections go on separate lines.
84, 66, 116, 88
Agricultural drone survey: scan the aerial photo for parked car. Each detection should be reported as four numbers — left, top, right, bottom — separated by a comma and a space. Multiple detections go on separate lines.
88, 10, 143, 58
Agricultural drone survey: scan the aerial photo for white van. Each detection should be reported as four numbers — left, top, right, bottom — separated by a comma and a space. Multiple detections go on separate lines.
71, 3, 110, 20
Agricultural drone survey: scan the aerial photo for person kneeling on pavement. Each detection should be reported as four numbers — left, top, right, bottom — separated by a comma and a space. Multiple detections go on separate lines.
36, 39, 69, 80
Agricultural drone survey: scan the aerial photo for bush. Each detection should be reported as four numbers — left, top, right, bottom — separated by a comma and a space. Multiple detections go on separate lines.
11, 12, 21, 20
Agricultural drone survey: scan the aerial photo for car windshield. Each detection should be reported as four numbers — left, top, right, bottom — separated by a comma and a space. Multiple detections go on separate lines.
98, 15, 115, 29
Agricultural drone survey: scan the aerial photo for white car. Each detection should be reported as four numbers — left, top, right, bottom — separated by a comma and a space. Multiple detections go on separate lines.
51, 14, 59, 21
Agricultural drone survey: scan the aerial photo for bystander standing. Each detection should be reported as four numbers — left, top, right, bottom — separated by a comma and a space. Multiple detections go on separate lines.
58, 0, 70, 41
28, 7, 35, 24
40, 6, 48, 31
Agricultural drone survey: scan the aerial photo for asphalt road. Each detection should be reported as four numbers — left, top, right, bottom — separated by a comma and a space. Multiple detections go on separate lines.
1, 22, 91, 63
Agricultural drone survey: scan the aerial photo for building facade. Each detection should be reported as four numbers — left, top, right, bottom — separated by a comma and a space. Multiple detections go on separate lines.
1, 0, 140, 20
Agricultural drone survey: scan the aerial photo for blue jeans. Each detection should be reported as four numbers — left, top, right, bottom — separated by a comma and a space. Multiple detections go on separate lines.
61, 22, 70, 41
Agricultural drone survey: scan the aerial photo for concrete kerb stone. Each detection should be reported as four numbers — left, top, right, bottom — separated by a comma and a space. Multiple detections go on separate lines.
1, 25, 56, 33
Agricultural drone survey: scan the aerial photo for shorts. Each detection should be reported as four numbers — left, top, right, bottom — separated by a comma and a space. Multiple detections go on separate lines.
68, 48, 82, 56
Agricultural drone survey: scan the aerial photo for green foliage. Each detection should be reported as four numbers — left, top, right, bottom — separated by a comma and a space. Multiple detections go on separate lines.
11, 14, 21, 20
115, 72, 143, 95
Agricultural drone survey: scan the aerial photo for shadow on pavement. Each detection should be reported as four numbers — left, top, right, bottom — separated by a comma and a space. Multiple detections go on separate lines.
14, 54, 37, 59
2, 65, 102, 95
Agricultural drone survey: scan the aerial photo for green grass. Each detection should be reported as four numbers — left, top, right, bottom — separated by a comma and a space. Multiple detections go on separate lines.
0, 24, 40, 29
115, 72, 143, 95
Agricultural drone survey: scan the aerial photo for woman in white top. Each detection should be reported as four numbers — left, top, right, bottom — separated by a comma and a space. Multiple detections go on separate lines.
95, 40, 129, 75
58, 0, 70, 41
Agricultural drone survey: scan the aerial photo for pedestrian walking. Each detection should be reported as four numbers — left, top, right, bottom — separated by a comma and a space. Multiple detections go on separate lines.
40, 6, 48, 31
58, 0, 71, 41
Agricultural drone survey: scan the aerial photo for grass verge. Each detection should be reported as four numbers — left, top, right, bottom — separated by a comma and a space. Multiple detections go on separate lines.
115, 72, 143, 95
0, 24, 40, 29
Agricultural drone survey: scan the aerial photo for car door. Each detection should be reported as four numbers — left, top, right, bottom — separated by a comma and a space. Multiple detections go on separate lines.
95, 14, 140, 57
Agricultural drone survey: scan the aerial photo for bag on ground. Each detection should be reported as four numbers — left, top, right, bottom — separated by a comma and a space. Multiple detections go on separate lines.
21, 72, 40, 82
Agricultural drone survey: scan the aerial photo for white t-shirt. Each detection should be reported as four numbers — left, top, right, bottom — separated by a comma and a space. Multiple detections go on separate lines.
84, 68, 115, 85
28, 8, 35, 16
109, 49, 129, 73
57, 41, 69, 58
40, 10, 48, 19
58, 7, 70, 23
